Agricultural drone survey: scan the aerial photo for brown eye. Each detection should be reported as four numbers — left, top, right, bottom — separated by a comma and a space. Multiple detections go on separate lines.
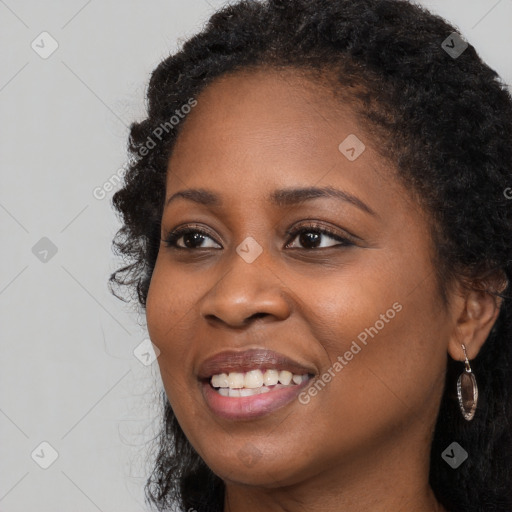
163, 227, 221, 249
285, 225, 353, 250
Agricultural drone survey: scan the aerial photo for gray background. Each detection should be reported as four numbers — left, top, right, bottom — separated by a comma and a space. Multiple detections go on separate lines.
1, 1, 511, 510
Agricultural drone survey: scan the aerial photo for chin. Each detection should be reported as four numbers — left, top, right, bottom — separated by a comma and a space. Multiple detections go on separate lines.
204, 449, 312, 488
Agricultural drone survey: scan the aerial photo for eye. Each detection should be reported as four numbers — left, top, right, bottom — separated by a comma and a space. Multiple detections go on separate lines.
163, 225, 221, 250
285, 223, 354, 249
162, 222, 354, 251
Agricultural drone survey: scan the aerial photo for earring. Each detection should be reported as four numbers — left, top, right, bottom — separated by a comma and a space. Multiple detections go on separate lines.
457, 344, 478, 421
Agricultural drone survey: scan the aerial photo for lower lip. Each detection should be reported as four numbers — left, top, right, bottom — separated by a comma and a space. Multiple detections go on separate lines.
201, 379, 311, 420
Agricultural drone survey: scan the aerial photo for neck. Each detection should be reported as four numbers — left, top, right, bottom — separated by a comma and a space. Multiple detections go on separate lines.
223, 426, 448, 512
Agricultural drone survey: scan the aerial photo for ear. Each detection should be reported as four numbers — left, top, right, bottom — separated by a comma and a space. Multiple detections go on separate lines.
447, 273, 507, 361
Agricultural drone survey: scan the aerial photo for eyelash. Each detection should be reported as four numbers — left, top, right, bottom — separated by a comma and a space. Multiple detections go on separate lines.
162, 222, 354, 250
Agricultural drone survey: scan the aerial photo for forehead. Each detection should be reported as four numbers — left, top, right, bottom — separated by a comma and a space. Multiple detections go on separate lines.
173, 67, 354, 141
165, 67, 405, 212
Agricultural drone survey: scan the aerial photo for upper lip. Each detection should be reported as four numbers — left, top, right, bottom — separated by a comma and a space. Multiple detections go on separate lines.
197, 348, 316, 380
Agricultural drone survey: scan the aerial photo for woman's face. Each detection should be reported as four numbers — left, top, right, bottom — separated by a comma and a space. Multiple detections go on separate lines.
146, 68, 455, 487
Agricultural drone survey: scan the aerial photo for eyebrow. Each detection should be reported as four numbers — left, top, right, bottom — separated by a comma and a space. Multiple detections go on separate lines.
165, 186, 376, 216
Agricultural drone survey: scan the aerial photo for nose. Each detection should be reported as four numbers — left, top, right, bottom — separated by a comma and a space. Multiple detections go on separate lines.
199, 249, 292, 328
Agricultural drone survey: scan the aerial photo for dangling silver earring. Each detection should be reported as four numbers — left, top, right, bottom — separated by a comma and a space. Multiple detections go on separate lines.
457, 344, 478, 421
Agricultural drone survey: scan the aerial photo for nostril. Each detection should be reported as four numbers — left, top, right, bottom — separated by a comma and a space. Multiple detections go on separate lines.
247, 312, 268, 321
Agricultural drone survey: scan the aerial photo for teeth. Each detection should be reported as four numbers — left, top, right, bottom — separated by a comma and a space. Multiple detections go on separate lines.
292, 374, 303, 385
244, 369, 264, 388
278, 370, 292, 385
210, 368, 310, 395
228, 372, 245, 389
239, 388, 259, 397
211, 373, 229, 388
263, 369, 279, 386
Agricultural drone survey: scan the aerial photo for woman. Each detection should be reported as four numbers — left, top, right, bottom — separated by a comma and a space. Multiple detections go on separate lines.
110, 0, 512, 510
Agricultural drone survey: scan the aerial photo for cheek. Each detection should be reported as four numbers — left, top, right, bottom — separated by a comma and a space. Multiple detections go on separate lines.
146, 265, 208, 438
146, 256, 200, 343
146, 258, 199, 389
302, 260, 449, 442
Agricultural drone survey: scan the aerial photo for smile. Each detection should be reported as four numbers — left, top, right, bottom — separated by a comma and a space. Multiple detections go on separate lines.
198, 349, 316, 420
210, 369, 310, 397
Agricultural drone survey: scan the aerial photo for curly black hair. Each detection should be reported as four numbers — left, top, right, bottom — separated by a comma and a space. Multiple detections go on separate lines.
110, 0, 512, 510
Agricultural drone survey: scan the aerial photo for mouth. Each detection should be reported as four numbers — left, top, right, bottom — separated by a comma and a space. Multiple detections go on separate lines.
198, 348, 316, 420
209, 368, 310, 396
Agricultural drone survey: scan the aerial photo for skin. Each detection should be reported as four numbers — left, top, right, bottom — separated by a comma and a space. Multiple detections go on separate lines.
145, 67, 501, 512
